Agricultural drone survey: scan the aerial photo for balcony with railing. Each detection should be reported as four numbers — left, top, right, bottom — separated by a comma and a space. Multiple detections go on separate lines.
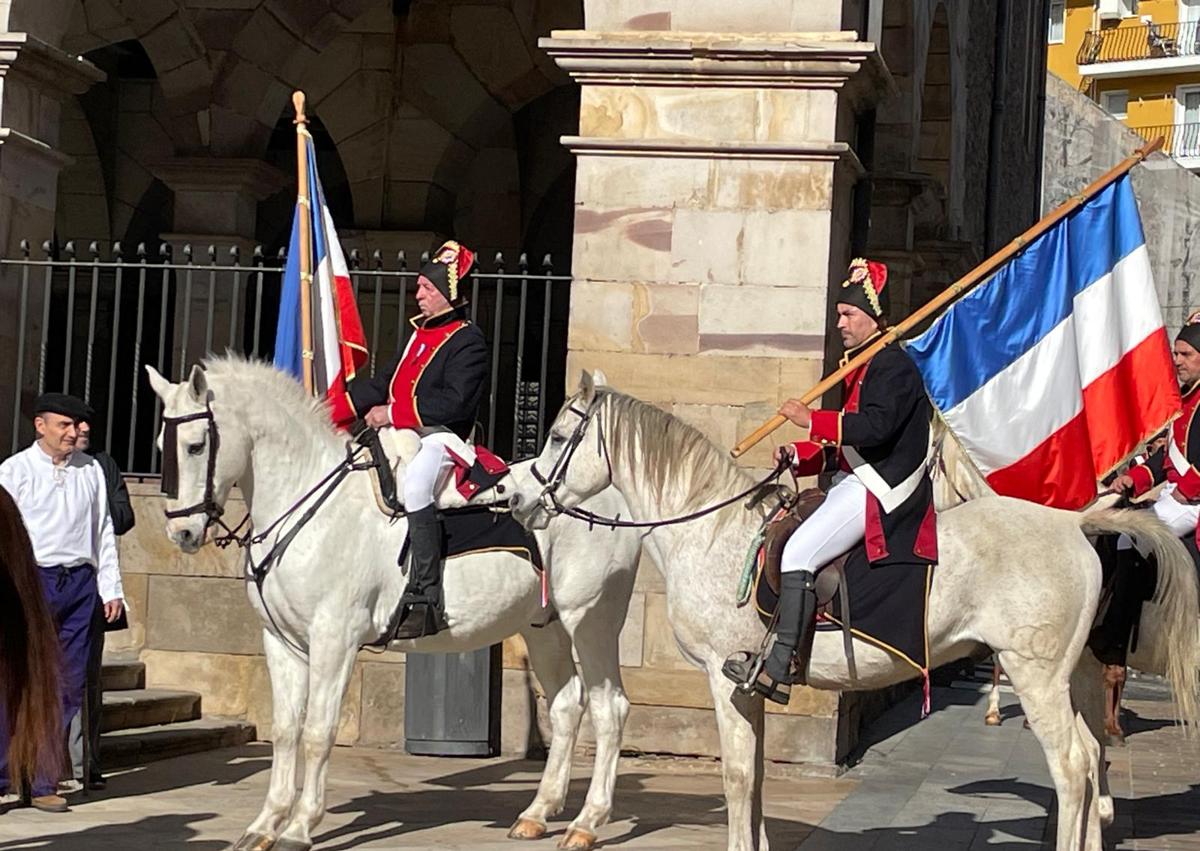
1078, 21, 1200, 77
1132, 122, 1200, 168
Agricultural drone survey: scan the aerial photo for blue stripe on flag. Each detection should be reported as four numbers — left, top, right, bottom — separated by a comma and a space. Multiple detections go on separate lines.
904, 175, 1145, 412
307, 143, 328, 265
272, 211, 304, 379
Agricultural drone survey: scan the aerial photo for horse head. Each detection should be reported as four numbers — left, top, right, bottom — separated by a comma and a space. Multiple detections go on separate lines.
512, 369, 612, 527
146, 363, 250, 553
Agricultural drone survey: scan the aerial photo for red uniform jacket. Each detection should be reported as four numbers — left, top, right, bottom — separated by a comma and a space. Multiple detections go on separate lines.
1127, 380, 1200, 543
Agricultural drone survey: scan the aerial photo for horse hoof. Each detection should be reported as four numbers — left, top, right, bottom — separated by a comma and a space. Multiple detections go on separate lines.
1099, 794, 1115, 827
558, 828, 597, 851
228, 834, 275, 851
272, 840, 312, 851
508, 817, 547, 840
984, 711, 1001, 727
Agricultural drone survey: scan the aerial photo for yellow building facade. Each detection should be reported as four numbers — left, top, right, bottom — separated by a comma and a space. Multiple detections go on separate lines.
1049, 0, 1200, 167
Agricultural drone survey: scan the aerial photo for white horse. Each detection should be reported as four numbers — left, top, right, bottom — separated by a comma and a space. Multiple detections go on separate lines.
146, 357, 643, 851
510, 372, 1200, 851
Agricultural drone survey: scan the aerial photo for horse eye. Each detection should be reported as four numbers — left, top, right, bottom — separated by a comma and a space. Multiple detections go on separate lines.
549, 433, 566, 446
187, 441, 205, 456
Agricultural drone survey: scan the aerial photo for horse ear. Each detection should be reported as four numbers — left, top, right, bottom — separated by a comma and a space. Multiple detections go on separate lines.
187, 364, 209, 402
145, 365, 172, 400
592, 369, 609, 388
578, 370, 596, 404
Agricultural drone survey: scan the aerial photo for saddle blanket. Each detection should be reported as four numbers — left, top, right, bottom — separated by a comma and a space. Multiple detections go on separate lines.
441, 506, 543, 572
815, 546, 932, 683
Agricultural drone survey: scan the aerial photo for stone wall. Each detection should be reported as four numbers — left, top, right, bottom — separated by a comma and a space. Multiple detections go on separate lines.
1042, 72, 1200, 335
116, 486, 869, 768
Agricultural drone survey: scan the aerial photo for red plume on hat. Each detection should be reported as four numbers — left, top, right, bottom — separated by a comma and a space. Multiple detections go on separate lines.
838, 257, 890, 322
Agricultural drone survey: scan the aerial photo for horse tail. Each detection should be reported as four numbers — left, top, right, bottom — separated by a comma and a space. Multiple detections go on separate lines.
1078, 506, 1200, 736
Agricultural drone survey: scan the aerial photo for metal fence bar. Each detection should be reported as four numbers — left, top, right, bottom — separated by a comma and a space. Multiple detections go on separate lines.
127, 245, 148, 468
537, 255, 553, 452
512, 254, 529, 459
104, 244, 125, 454
205, 245, 217, 355
151, 245, 172, 474
370, 251, 383, 376
83, 243, 101, 402
10, 241, 30, 454
252, 248, 265, 358
37, 242, 52, 395
178, 245, 194, 381
228, 246, 242, 350
488, 254, 505, 446
63, 242, 78, 392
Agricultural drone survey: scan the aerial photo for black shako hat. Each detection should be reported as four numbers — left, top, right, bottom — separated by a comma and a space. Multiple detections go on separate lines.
419, 240, 476, 305
33, 392, 88, 421
1178, 310, 1200, 353
836, 257, 890, 326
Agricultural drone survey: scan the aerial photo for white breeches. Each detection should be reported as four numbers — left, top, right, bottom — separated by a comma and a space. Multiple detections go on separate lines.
403, 433, 457, 511
781, 472, 867, 574
1118, 482, 1200, 554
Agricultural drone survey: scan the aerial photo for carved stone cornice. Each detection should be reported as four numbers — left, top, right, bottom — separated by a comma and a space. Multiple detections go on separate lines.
0, 128, 74, 170
561, 135, 865, 176
0, 33, 105, 98
148, 158, 290, 201
540, 30, 895, 105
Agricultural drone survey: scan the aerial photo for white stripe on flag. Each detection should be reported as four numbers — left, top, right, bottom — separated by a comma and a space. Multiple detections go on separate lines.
941, 245, 1163, 473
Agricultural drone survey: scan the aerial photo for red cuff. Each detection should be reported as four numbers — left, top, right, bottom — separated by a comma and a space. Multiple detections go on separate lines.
1128, 464, 1155, 497
789, 441, 828, 477
389, 396, 422, 430
329, 392, 357, 431
809, 410, 842, 447
1176, 466, 1200, 502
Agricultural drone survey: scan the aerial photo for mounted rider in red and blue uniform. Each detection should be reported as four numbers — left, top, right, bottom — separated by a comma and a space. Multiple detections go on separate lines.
332, 240, 488, 639
724, 258, 938, 703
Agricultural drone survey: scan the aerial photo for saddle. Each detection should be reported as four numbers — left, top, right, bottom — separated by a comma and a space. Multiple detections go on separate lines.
755, 488, 851, 623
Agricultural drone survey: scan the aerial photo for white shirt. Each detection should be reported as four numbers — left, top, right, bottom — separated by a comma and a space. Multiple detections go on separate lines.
0, 441, 123, 603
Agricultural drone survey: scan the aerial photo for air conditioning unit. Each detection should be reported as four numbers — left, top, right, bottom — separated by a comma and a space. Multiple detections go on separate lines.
1098, 0, 1122, 19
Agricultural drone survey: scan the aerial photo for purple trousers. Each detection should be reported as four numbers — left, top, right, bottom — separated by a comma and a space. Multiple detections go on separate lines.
0, 564, 96, 797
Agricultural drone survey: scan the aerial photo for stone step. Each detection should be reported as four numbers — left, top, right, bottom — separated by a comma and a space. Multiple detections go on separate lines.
100, 688, 201, 733
100, 718, 258, 768
101, 660, 145, 692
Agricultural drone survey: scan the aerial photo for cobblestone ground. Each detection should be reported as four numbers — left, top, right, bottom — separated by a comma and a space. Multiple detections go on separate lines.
0, 681, 1194, 849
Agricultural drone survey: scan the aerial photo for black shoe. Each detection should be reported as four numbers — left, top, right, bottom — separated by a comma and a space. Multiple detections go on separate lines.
87, 772, 106, 791
393, 506, 446, 640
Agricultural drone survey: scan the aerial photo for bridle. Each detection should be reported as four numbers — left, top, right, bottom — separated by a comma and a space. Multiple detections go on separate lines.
529, 391, 788, 531
160, 404, 246, 540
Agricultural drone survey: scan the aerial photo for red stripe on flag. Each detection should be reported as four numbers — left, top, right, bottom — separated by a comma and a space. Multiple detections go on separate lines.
986, 329, 1179, 509
331, 271, 368, 380
986, 413, 1096, 509
1081, 328, 1180, 475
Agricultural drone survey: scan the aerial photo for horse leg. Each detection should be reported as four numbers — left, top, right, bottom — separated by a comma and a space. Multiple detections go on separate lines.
272, 633, 359, 851
510, 622, 586, 842
999, 650, 1098, 851
233, 630, 310, 851
557, 609, 631, 850
1070, 649, 1114, 828
985, 658, 1002, 726
1103, 664, 1126, 742
706, 666, 766, 851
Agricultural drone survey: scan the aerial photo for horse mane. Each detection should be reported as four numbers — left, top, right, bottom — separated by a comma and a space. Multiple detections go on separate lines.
930, 415, 995, 509
599, 390, 753, 516
200, 353, 343, 450
0, 485, 62, 789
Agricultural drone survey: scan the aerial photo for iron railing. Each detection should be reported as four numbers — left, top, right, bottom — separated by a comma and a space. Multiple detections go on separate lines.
1078, 20, 1200, 64
0, 241, 571, 474
1132, 122, 1200, 158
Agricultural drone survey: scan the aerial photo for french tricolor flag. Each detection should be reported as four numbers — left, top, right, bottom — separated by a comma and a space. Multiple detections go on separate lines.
274, 133, 368, 425
905, 175, 1180, 509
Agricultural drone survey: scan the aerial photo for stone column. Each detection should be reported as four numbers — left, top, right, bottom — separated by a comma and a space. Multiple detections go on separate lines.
149, 158, 288, 373
542, 26, 895, 765
0, 33, 104, 450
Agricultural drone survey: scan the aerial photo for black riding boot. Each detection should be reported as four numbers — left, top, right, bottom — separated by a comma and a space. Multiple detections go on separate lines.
393, 505, 447, 640
722, 570, 818, 705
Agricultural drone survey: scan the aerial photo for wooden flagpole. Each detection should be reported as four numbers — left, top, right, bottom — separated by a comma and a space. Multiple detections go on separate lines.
730, 136, 1165, 458
293, 90, 316, 396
